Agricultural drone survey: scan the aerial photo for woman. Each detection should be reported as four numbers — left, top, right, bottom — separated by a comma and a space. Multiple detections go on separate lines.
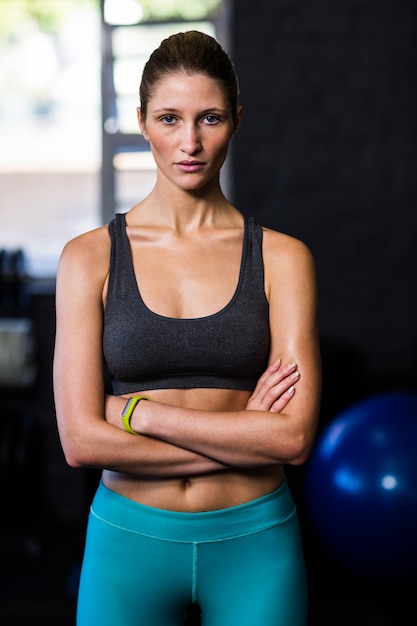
53, 30, 321, 626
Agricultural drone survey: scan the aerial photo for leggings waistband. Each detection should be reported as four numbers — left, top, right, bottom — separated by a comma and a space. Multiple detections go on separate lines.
90, 480, 296, 543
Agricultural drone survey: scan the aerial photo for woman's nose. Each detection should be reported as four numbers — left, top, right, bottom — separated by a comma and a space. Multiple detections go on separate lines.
180, 124, 202, 154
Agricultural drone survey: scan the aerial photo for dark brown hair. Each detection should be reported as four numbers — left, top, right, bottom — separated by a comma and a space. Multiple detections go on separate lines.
139, 30, 240, 126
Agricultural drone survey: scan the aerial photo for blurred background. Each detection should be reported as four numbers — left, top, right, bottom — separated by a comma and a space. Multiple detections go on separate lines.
1, 0, 416, 624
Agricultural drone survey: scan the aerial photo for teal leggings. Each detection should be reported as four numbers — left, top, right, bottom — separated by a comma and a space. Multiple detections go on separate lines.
77, 480, 307, 625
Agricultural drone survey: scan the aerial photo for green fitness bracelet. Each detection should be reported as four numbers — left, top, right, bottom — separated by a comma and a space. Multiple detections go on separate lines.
121, 396, 150, 434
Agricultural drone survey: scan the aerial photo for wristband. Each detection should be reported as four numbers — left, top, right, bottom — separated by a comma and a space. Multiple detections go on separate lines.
121, 396, 150, 434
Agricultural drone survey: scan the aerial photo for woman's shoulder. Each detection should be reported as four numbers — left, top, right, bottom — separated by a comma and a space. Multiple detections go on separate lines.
260, 226, 317, 300
61, 223, 110, 257
261, 225, 315, 268
57, 224, 111, 282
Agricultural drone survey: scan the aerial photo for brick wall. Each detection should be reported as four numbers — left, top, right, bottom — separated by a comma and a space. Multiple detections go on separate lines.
232, 0, 417, 410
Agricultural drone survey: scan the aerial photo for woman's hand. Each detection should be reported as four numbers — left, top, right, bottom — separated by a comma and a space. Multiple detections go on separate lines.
246, 359, 299, 413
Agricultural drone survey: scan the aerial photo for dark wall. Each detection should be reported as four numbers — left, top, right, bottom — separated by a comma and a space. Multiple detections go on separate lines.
232, 0, 417, 415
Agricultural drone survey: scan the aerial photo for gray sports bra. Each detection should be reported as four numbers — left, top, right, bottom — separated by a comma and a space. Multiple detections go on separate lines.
103, 213, 270, 394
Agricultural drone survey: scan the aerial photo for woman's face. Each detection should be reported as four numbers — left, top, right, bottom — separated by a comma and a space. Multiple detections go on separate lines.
138, 72, 241, 193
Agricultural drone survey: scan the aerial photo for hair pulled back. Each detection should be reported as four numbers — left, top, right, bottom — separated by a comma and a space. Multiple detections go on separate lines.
139, 30, 240, 125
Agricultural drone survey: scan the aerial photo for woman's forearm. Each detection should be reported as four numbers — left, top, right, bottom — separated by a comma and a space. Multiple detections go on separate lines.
133, 400, 312, 467
103, 359, 308, 470
110, 434, 229, 478
102, 394, 229, 477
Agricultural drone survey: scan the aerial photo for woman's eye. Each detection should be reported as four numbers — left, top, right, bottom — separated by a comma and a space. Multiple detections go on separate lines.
160, 115, 176, 125
204, 115, 220, 125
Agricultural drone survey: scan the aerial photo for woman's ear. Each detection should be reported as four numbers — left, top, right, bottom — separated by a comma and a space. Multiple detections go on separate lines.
233, 105, 243, 135
137, 107, 149, 141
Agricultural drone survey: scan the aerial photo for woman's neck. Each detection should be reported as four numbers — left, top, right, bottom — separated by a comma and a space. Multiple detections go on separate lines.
132, 181, 238, 232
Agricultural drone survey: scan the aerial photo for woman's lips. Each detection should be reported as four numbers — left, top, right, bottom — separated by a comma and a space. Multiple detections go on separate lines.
176, 161, 206, 173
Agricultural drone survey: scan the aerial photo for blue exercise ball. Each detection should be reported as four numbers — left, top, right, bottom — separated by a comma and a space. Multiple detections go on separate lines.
305, 391, 417, 582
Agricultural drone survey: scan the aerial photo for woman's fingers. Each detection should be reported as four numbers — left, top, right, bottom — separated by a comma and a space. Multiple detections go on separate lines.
258, 370, 299, 412
251, 360, 294, 397
247, 360, 300, 412
268, 384, 297, 413
261, 369, 299, 410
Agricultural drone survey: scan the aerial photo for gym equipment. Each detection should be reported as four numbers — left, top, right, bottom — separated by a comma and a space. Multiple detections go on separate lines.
305, 391, 417, 581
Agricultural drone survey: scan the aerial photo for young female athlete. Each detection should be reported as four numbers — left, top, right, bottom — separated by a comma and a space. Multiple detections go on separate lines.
53, 30, 321, 626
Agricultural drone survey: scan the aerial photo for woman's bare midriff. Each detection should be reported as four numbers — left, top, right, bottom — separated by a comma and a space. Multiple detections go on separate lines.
102, 387, 286, 512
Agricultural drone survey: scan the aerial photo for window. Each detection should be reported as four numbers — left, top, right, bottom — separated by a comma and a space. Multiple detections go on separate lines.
0, 0, 101, 278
